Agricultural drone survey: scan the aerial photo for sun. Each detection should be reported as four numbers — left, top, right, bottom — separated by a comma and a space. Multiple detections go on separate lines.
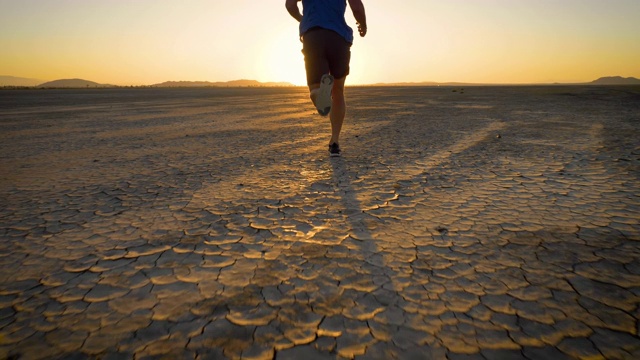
259, 27, 307, 86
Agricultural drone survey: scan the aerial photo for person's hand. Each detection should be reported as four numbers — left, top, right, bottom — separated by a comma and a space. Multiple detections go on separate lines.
357, 22, 367, 37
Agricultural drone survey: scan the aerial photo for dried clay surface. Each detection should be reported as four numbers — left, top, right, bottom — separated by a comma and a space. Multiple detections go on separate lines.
1, 86, 639, 359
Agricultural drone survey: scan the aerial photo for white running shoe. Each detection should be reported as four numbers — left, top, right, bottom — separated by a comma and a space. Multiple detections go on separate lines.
314, 74, 334, 116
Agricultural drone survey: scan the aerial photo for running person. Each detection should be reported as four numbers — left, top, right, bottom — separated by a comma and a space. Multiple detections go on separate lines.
285, 0, 367, 157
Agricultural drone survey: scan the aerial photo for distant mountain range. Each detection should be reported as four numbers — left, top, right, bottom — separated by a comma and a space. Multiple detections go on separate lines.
0, 76, 294, 88
372, 76, 640, 87
1, 75, 639, 88
151, 79, 294, 87
370, 81, 478, 87
589, 76, 640, 85
37, 78, 115, 88
0, 75, 45, 86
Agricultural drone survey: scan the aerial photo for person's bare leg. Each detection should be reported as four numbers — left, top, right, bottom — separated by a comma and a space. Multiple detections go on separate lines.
329, 76, 346, 145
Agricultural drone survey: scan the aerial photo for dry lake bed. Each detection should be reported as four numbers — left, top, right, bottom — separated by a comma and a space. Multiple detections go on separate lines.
1, 86, 639, 359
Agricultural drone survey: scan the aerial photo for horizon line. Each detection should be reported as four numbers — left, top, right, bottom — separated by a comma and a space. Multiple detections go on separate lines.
2, 75, 640, 88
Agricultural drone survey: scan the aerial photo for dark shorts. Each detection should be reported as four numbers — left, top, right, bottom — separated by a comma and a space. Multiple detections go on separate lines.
302, 27, 352, 86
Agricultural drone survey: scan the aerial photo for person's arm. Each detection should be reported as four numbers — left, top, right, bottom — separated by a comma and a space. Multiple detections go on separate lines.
348, 0, 367, 37
285, 0, 303, 22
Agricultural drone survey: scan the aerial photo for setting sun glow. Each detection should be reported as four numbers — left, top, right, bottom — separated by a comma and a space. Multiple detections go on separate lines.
1, 0, 639, 85
259, 26, 307, 86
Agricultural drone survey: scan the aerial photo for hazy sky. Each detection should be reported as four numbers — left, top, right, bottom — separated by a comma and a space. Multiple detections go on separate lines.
1, 0, 639, 85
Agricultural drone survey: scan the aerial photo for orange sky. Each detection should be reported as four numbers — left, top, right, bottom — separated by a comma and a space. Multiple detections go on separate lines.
1, 0, 639, 85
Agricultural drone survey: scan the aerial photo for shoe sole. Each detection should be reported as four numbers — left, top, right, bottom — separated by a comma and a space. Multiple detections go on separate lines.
316, 74, 334, 116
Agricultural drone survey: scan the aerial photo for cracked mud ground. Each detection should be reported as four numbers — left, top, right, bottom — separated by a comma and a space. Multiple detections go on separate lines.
1, 86, 639, 359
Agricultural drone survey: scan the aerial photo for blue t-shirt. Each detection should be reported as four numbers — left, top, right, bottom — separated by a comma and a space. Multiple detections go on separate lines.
300, 0, 354, 44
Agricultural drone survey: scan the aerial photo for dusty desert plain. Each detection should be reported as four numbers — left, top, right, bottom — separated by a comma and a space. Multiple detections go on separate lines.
0, 85, 639, 359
